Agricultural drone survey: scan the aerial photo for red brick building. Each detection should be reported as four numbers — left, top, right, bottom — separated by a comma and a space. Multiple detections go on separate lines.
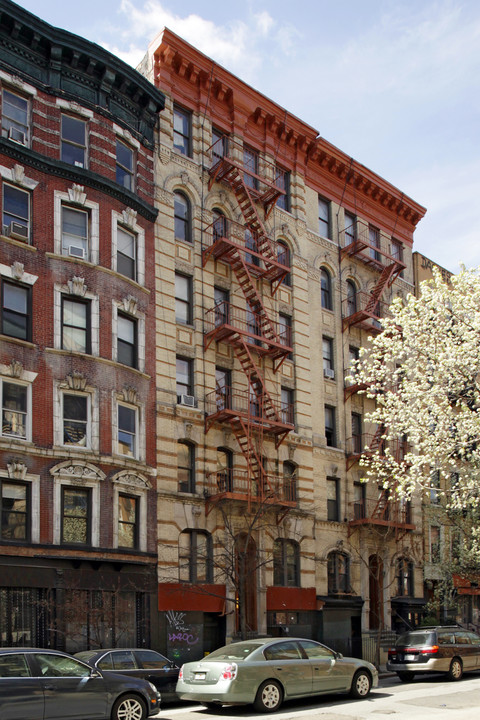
0, 0, 165, 650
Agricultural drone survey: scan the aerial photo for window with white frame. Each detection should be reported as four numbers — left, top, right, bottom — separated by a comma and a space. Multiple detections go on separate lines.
61, 486, 91, 545
1, 378, 30, 441
1, 477, 30, 541
61, 114, 87, 167
51, 462, 103, 546
61, 206, 88, 259
1, 88, 29, 144
54, 190, 99, 264
1, 278, 31, 341
116, 139, 134, 190
2, 183, 30, 242
173, 105, 192, 157
117, 226, 137, 280
61, 296, 90, 353
318, 197, 330, 239
111, 472, 148, 552
322, 336, 334, 376
117, 403, 137, 459
117, 494, 139, 548
117, 313, 138, 369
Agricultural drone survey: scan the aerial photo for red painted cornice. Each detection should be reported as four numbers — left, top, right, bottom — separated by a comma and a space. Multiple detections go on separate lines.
150, 28, 426, 240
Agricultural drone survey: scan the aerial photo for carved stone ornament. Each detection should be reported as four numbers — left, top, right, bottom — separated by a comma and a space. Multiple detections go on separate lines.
122, 386, 137, 404
184, 422, 193, 439
180, 171, 189, 186
112, 471, 151, 490
7, 460, 27, 480
66, 371, 87, 391
11, 262, 25, 280
158, 145, 171, 165
67, 276, 87, 296
288, 444, 296, 461
121, 208, 137, 229
50, 461, 105, 483
12, 164, 26, 184
122, 295, 138, 315
67, 184, 87, 206
9, 359, 23, 378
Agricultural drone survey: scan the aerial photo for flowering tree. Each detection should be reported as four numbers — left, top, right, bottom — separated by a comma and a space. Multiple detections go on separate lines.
353, 267, 480, 563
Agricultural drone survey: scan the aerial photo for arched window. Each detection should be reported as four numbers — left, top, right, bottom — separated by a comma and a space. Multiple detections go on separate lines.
327, 551, 350, 594
283, 461, 297, 502
321, 268, 333, 310
346, 280, 357, 316
217, 446, 233, 492
179, 529, 212, 582
277, 240, 291, 286
396, 557, 414, 597
174, 191, 191, 243
273, 539, 300, 586
177, 440, 194, 493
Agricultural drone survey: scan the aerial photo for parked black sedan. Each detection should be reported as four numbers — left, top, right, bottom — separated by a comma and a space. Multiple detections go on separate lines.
76, 647, 179, 702
0, 647, 160, 720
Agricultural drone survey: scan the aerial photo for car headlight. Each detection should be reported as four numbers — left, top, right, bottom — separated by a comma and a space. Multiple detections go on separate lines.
148, 681, 160, 695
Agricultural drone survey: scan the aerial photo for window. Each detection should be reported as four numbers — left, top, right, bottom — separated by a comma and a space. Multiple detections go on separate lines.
214, 286, 229, 325
320, 268, 333, 310
174, 192, 191, 243
176, 356, 193, 399
318, 197, 330, 238
1, 280, 31, 341
62, 393, 88, 447
283, 461, 297, 502
215, 367, 231, 410
61, 486, 90, 544
175, 273, 192, 325
212, 128, 228, 164
116, 139, 134, 190
344, 212, 356, 245
61, 115, 87, 167
178, 441, 195, 493
277, 240, 291, 285
346, 280, 357, 316
1, 89, 28, 144
117, 313, 137, 369
1, 380, 28, 440
243, 145, 259, 189
353, 482, 366, 519
117, 403, 137, 458
369, 225, 381, 262
1, 479, 29, 541
117, 226, 136, 280
173, 105, 191, 156
396, 557, 414, 596
279, 313, 292, 355
62, 206, 88, 259
217, 447, 233, 492
246, 300, 260, 343
391, 239, 404, 277
245, 228, 259, 267
351, 413, 362, 454
430, 526, 440, 563
324, 405, 336, 447
327, 477, 340, 521
118, 494, 138, 549
2, 183, 30, 241
212, 208, 227, 242
328, 552, 350, 593
273, 539, 299, 586
322, 336, 334, 376
61, 297, 90, 353
430, 469, 440, 504
179, 529, 212, 582
281, 387, 294, 425
275, 167, 290, 211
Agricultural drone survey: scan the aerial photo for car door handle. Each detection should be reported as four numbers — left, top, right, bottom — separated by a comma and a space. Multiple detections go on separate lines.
275, 667, 283, 671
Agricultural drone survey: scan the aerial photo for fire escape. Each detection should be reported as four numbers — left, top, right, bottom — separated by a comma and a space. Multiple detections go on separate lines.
342, 220, 413, 538
202, 138, 295, 516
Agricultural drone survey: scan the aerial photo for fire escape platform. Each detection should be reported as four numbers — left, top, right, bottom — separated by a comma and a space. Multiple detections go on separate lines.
204, 470, 297, 516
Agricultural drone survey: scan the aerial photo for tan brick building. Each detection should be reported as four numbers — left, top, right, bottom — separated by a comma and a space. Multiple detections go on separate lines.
142, 29, 427, 662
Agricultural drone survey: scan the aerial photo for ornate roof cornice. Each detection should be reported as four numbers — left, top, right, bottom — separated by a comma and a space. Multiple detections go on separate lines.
0, 0, 165, 146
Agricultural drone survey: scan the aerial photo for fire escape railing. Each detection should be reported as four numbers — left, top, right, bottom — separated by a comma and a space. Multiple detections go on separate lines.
205, 469, 297, 505
347, 496, 414, 532
342, 292, 389, 333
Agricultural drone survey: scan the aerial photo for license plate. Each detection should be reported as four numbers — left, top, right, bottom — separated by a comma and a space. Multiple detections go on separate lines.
404, 654, 415, 661
195, 672, 206, 680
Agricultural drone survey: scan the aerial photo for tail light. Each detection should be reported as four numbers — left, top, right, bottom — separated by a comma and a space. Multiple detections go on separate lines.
420, 645, 439, 655
178, 666, 184, 680
221, 663, 238, 681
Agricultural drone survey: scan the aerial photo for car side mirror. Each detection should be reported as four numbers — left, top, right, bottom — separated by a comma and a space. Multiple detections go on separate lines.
335, 652, 343, 660
90, 669, 102, 679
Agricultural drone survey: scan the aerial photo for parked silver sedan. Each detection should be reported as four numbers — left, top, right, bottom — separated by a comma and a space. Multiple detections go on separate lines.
176, 637, 378, 712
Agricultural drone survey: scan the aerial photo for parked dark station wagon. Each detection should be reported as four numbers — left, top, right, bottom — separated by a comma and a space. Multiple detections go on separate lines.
387, 626, 480, 681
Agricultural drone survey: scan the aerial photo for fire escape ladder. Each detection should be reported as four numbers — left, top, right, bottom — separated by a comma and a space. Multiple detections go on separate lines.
232, 339, 282, 425
227, 252, 279, 342
364, 263, 398, 315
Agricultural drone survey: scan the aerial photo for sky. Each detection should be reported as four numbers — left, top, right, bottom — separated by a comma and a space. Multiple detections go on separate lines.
14, 0, 480, 274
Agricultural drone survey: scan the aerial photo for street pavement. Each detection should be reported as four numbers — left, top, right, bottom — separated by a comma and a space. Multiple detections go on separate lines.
152, 672, 480, 720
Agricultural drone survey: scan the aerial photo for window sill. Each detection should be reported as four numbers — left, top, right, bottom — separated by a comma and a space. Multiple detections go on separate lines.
0, 233, 36, 251
0, 333, 35, 348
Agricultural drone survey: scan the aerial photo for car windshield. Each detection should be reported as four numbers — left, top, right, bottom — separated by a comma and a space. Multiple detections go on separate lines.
396, 632, 435, 646
206, 643, 264, 661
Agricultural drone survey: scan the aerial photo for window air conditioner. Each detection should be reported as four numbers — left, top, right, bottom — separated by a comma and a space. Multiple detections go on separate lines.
5, 222, 28, 241
8, 127, 26, 145
324, 368, 335, 379
68, 245, 86, 259
74, 161, 84, 168
178, 394, 197, 408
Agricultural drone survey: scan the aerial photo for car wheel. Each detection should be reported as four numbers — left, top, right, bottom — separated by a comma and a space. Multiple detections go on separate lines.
350, 670, 372, 698
447, 658, 463, 681
397, 671, 415, 683
111, 694, 146, 720
253, 680, 284, 712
